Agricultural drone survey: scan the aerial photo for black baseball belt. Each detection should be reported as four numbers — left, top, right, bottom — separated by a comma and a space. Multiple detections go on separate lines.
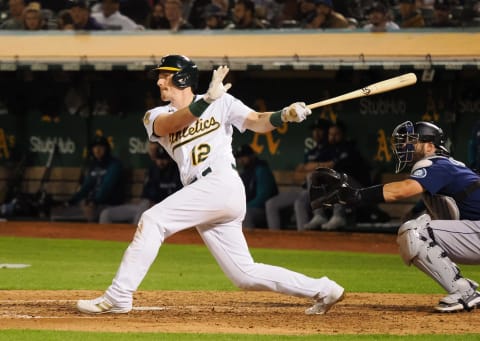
189, 164, 236, 185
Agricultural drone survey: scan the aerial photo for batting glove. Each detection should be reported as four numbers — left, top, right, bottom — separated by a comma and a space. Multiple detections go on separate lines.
281, 102, 312, 123
203, 65, 232, 103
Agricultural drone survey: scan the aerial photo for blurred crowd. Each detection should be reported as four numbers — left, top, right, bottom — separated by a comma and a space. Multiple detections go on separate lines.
0, 0, 478, 31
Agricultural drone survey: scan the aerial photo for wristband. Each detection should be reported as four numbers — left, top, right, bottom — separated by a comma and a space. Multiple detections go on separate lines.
189, 99, 210, 117
359, 184, 385, 204
269, 111, 283, 127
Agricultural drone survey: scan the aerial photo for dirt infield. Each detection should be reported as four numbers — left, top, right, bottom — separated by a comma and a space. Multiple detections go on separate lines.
1, 221, 480, 335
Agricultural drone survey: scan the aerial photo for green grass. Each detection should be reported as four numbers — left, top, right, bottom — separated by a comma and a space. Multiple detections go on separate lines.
2, 236, 480, 293
2, 236, 480, 340
2, 330, 480, 341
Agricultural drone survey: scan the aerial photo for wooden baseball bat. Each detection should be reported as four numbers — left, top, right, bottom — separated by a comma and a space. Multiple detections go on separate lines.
307, 73, 417, 110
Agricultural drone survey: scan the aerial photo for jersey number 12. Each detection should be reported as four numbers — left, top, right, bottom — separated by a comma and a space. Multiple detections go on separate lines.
191, 144, 211, 166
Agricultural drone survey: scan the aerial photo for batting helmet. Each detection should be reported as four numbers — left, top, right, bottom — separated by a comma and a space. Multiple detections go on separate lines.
155, 55, 199, 90
392, 121, 449, 173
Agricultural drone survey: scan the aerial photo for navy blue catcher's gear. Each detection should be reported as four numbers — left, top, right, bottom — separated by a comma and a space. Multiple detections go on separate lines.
155, 55, 199, 90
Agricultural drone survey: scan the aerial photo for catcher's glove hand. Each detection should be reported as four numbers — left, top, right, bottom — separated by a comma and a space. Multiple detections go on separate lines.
309, 167, 360, 209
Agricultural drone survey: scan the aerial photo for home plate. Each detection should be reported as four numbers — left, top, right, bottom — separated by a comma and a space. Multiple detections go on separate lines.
133, 306, 167, 311
0, 264, 31, 269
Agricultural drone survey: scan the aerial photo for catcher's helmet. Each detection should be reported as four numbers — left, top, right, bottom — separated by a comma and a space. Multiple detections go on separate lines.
155, 54, 199, 90
392, 121, 449, 173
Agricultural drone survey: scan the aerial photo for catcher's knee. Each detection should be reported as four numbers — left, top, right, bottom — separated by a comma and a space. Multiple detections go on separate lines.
396, 213, 432, 265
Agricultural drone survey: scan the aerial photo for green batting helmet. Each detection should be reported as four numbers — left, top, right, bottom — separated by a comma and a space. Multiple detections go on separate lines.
155, 54, 199, 90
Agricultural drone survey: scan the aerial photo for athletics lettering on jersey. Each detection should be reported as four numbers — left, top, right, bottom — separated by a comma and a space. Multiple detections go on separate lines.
169, 117, 221, 151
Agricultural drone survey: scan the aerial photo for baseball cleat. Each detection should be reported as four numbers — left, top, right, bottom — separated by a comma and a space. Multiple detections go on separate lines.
435, 291, 480, 313
303, 214, 328, 231
321, 215, 347, 231
305, 284, 345, 315
77, 295, 131, 314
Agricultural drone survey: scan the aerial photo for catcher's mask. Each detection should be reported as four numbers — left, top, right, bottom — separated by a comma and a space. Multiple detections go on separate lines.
155, 54, 199, 91
392, 120, 449, 173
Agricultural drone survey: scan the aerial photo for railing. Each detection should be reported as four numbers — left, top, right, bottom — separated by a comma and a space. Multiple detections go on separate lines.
0, 29, 479, 70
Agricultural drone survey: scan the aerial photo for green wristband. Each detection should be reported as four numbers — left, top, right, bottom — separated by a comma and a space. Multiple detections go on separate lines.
269, 111, 283, 127
189, 99, 210, 117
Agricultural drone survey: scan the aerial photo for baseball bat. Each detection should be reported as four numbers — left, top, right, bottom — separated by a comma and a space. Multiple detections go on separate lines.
307, 73, 417, 110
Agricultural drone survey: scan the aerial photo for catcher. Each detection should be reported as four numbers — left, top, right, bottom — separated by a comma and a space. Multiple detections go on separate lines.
309, 120, 480, 313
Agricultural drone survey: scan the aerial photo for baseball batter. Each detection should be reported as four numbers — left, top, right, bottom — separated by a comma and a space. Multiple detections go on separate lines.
77, 54, 344, 315
310, 120, 480, 312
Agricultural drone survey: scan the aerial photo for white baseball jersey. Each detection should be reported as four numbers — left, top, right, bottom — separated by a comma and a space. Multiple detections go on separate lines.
103, 92, 343, 311
143, 93, 251, 185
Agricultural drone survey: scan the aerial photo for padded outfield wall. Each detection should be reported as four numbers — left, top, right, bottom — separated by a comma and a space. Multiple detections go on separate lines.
0, 30, 479, 173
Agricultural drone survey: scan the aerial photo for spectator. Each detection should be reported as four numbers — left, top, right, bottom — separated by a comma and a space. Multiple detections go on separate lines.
91, 0, 141, 30
398, 0, 426, 28
22, 2, 47, 30
235, 144, 278, 229
37, 0, 70, 13
429, 0, 461, 27
99, 143, 182, 225
274, 0, 300, 27
187, 0, 212, 28
251, 0, 281, 23
304, 120, 372, 230
333, 0, 364, 22
202, 3, 228, 29
363, 1, 400, 31
119, 0, 152, 27
211, 0, 230, 14
164, 0, 194, 31
50, 135, 124, 222
145, 1, 170, 29
226, 0, 269, 29
346, 16, 359, 29
266, 118, 333, 230
0, 0, 25, 30
68, 0, 104, 30
297, 0, 317, 27
57, 9, 75, 30
304, 0, 350, 29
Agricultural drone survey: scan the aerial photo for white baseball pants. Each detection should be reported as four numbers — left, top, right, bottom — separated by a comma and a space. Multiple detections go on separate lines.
104, 163, 341, 309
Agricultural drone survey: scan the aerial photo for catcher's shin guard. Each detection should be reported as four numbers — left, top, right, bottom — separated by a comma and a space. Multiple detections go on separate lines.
397, 214, 475, 296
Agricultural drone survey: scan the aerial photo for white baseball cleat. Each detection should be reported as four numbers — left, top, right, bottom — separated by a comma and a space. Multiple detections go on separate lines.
305, 284, 345, 315
77, 295, 131, 314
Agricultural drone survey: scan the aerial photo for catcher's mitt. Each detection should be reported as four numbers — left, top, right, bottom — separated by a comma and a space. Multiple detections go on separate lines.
309, 167, 359, 209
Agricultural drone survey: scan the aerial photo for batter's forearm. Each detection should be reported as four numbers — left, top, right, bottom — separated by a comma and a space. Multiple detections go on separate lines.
244, 112, 277, 133
153, 109, 198, 136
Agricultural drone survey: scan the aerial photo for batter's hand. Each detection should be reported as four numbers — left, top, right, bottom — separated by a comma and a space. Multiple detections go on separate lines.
281, 102, 312, 123
204, 66, 232, 103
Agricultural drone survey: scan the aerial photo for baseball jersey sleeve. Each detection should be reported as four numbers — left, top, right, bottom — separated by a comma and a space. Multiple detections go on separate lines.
410, 159, 450, 194
220, 93, 254, 132
143, 107, 168, 143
